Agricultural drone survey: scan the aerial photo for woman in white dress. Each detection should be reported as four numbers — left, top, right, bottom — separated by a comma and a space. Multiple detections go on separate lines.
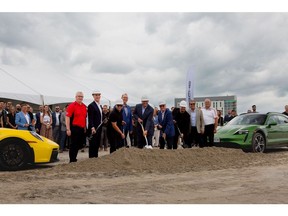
40, 105, 53, 140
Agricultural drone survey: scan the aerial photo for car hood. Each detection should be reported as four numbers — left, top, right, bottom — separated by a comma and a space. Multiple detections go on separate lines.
217, 125, 258, 135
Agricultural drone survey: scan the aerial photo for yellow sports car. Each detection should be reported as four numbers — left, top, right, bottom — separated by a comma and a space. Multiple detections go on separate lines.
0, 128, 59, 171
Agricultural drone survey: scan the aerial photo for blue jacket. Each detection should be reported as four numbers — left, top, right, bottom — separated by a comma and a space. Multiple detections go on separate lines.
122, 104, 133, 132
15, 111, 31, 130
133, 104, 154, 136
158, 108, 175, 138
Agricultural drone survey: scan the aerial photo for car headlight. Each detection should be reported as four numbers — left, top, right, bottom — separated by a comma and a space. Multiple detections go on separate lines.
30, 131, 44, 141
234, 129, 249, 135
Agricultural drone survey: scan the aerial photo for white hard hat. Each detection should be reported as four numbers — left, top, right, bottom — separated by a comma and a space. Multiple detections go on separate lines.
115, 100, 123, 105
179, 100, 187, 108
141, 95, 149, 102
92, 90, 101, 95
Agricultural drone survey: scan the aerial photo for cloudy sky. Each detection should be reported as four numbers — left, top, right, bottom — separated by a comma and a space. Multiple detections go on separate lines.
1, 12, 288, 113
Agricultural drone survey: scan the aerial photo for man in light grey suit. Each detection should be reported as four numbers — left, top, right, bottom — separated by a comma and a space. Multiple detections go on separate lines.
187, 100, 205, 148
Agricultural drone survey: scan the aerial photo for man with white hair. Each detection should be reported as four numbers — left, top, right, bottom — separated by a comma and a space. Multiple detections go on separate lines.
133, 96, 154, 148
172, 100, 190, 148
66, 91, 87, 163
201, 98, 218, 147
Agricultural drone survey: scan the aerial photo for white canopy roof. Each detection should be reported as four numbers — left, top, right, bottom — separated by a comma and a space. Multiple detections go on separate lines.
0, 65, 138, 106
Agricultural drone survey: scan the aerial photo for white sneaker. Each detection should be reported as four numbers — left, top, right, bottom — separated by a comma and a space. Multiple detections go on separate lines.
145, 145, 153, 149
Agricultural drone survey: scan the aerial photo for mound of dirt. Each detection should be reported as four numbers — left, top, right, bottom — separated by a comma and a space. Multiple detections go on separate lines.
52, 147, 288, 176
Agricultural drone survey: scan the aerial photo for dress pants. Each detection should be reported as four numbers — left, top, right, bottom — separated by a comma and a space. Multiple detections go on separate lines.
203, 124, 215, 147
109, 134, 123, 154
137, 132, 152, 148
159, 136, 174, 149
190, 126, 202, 147
89, 127, 102, 158
69, 126, 85, 163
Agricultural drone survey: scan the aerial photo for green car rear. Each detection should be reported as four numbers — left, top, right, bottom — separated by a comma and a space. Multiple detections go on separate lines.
214, 113, 288, 153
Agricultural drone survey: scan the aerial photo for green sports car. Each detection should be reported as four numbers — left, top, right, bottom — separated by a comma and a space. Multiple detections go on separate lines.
214, 112, 288, 153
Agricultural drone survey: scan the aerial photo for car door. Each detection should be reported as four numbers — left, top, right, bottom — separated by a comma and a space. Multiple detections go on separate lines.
275, 114, 288, 146
265, 115, 282, 146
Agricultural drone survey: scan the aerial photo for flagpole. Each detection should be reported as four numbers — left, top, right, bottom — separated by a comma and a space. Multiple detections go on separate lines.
186, 66, 194, 106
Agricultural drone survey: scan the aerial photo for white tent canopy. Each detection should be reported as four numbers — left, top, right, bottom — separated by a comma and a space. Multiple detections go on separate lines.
0, 65, 139, 106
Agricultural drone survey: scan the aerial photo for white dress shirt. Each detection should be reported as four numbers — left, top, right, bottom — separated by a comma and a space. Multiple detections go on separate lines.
95, 101, 102, 121
201, 107, 217, 125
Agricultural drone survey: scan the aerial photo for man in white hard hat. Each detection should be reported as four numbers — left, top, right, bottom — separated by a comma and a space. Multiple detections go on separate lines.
88, 90, 103, 158
172, 100, 191, 148
107, 100, 125, 154
157, 101, 175, 149
133, 96, 154, 148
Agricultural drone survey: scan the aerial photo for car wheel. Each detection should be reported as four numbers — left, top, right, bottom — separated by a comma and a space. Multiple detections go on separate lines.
252, 132, 266, 153
0, 138, 31, 171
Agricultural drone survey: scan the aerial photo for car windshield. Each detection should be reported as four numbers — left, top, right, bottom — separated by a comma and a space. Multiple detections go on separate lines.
227, 114, 267, 125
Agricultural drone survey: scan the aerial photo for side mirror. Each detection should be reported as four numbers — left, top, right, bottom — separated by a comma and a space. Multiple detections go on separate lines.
268, 121, 277, 127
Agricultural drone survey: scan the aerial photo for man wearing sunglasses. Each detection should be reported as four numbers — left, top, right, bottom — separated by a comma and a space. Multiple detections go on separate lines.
187, 100, 205, 148
172, 100, 190, 149
107, 100, 125, 154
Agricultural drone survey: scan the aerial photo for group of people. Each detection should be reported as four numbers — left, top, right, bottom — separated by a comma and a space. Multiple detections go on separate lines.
0, 100, 69, 153
3, 94, 288, 164
64, 91, 222, 163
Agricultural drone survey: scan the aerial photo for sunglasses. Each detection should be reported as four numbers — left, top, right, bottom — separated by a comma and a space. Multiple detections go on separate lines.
190, 103, 196, 105
159, 105, 165, 107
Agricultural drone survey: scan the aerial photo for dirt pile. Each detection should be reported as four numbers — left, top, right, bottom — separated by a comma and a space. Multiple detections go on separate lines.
52, 147, 288, 176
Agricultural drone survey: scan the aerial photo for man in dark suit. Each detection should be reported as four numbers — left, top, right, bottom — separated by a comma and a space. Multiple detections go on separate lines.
88, 90, 103, 158
133, 96, 154, 149
121, 93, 133, 148
52, 106, 62, 144
158, 101, 175, 149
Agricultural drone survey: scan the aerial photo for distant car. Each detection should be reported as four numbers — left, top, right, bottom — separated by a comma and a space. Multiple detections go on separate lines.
0, 128, 59, 171
214, 112, 288, 153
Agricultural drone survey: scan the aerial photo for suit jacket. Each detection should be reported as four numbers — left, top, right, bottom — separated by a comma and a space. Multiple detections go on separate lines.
158, 108, 175, 138
187, 108, 205, 134
52, 112, 62, 129
88, 101, 102, 131
122, 104, 133, 132
133, 104, 154, 136
15, 111, 31, 130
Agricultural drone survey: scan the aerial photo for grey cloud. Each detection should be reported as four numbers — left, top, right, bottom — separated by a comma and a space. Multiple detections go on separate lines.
1, 13, 288, 112
91, 60, 133, 74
